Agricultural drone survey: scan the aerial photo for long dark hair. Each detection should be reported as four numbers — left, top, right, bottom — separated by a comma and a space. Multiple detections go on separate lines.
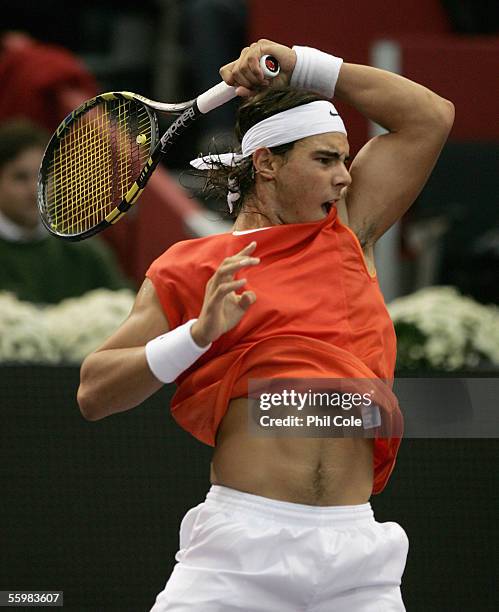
191, 87, 328, 220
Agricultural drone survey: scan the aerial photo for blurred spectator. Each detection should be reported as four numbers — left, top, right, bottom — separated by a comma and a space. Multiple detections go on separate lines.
0, 32, 97, 131
0, 120, 132, 304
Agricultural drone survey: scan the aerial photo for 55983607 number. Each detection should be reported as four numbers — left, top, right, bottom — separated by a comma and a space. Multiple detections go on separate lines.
0, 592, 63, 607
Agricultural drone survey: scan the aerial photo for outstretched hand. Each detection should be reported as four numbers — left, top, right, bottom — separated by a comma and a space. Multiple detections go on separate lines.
191, 242, 259, 347
219, 39, 297, 97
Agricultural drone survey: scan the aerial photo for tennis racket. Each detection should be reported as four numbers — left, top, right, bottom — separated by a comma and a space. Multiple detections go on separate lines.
37, 55, 280, 241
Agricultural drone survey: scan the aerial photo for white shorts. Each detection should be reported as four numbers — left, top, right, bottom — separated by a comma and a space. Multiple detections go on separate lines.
150, 485, 408, 612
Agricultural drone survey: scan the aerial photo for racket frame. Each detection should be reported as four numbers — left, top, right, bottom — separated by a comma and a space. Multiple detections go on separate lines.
38, 55, 280, 241
37, 91, 199, 241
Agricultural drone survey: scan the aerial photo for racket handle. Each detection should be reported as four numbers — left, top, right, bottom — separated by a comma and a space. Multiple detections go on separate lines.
196, 55, 280, 114
196, 81, 237, 114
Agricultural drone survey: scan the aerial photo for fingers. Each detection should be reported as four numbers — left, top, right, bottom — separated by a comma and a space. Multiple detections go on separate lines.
220, 45, 266, 90
237, 47, 267, 87
212, 242, 259, 283
219, 61, 237, 87
219, 40, 295, 94
213, 281, 257, 312
220, 43, 273, 93
218, 256, 260, 277
214, 241, 258, 275
211, 259, 259, 291
204, 241, 259, 308
235, 85, 258, 99
237, 291, 257, 311
214, 278, 247, 301
238, 241, 257, 256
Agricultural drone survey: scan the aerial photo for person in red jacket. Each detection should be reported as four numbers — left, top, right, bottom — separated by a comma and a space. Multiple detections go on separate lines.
78, 40, 454, 611
0, 32, 97, 131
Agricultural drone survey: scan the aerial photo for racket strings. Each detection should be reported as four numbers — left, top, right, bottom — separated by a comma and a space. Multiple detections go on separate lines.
54, 103, 148, 229
43, 98, 152, 235
50, 106, 115, 232
53, 102, 150, 232
61, 109, 113, 233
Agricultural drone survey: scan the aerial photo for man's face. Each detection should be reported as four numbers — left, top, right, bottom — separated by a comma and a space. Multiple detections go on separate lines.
0, 146, 44, 229
271, 132, 351, 224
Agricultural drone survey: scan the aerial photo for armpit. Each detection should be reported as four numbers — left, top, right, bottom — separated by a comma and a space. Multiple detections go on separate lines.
355, 221, 377, 249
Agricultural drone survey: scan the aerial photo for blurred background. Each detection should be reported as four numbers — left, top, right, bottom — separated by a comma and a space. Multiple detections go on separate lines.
1, 0, 497, 300
0, 1, 498, 610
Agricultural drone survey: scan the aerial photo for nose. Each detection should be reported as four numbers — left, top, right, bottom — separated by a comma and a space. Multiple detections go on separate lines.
333, 162, 352, 188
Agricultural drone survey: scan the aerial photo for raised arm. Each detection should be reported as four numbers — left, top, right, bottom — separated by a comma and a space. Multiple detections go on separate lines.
334, 63, 454, 246
221, 39, 455, 246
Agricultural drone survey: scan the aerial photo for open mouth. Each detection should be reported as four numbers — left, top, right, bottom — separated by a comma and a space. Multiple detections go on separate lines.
321, 202, 334, 215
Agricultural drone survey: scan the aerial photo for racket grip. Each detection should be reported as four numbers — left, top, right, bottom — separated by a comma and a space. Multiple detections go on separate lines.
196, 81, 237, 114
196, 55, 281, 114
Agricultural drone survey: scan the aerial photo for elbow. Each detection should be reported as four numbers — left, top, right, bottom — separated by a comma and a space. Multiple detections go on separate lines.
77, 384, 103, 421
440, 98, 455, 130
77, 358, 105, 421
415, 97, 454, 144
433, 97, 455, 136
405, 97, 455, 140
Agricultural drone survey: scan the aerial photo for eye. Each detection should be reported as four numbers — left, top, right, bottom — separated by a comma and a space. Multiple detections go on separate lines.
317, 157, 330, 165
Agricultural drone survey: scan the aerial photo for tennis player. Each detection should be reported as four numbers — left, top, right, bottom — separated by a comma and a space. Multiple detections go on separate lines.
78, 39, 454, 611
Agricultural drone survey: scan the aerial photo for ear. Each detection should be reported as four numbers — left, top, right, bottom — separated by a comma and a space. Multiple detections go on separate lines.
252, 148, 281, 180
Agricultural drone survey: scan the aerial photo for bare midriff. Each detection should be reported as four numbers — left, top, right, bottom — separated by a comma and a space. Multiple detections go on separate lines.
210, 397, 374, 506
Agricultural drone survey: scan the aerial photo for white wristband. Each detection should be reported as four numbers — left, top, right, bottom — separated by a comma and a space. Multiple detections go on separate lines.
145, 319, 212, 384
290, 46, 343, 99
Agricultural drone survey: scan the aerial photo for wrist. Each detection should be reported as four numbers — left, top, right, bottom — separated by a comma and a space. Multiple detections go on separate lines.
290, 46, 343, 99
145, 319, 212, 384
190, 320, 212, 348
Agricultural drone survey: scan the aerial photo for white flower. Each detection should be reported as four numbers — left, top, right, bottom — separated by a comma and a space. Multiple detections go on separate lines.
0, 289, 135, 364
2, 285, 497, 371
388, 286, 499, 370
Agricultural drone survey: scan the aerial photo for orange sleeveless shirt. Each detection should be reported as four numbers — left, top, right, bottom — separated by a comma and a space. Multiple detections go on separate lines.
146, 207, 403, 494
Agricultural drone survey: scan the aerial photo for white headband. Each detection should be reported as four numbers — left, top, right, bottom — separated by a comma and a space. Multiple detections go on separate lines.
190, 100, 347, 212
190, 100, 346, 170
